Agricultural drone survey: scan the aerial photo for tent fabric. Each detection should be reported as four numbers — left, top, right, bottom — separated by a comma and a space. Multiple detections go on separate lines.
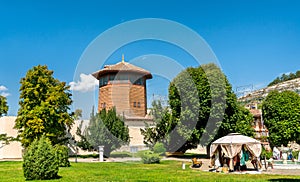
210, 133, 262, 170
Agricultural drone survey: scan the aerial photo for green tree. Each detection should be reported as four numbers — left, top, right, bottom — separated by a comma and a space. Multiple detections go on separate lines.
23, 135, 59, 180
80, 107, 130, 157
167, 63, 254, 152
262, 90, 300, 147
0, 134, 16, 148
0, 95, 8, 116
296, 70, 300, 78
268, 77, 281, 87
268, 70, 300, 86
76, 120, 93, 151
140, 100, 173, 149
15, 65, 73, 148
0, 95, 14, 146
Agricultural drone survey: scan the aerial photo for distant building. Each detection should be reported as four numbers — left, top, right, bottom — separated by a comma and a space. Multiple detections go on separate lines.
245, 102, 270, 150
92, 55, 152, 118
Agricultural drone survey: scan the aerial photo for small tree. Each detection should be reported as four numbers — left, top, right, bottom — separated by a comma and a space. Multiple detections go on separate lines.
140, 100, 173, 149
15, 65, 73, 148
262, 90, 300, 147
0, 95, 8, 116
0, 134, 16, 148
79, 107, 130, 157
23, 135, 59, 180
76, 120, 93, 151
0, 96, 14, 146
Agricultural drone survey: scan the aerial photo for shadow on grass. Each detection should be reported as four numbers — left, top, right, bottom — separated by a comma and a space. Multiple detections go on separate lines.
167, 153, 209, 159
69, 154, 99, 158
268, 179, 300, 182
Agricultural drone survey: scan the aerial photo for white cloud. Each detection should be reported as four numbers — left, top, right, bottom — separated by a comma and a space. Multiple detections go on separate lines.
0, 92, 10, 97
0, 85, 8, 91
0, 85, 10, 97
69, 73, 98, 92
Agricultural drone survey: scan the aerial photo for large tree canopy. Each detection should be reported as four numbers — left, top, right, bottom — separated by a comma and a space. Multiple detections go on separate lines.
167, 63, 254, 152
15, 65, 73, 148
262, 90, 300, 147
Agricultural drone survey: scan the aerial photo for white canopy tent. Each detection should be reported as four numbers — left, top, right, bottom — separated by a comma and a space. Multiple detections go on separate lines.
210, 133, 262, 170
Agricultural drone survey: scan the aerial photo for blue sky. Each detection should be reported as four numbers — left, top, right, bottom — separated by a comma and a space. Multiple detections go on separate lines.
1, 0, 300, 118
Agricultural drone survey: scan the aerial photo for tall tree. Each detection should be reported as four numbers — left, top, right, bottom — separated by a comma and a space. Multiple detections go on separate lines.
167, 63, 254, 152
0, 95, 8, 116
79, 107, 130, 157
262, 90, 300, 147
15, 65, 73, 148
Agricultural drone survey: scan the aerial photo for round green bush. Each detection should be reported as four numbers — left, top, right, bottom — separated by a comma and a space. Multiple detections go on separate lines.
141, 151, 161, 164
54, 144, 70, 167
23, 135, 59, 180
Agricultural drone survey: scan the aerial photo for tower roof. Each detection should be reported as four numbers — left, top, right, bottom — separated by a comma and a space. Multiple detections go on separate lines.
92, 61, 152, 80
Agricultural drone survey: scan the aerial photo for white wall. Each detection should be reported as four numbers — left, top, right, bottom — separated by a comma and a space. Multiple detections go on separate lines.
0, 116, 22, 159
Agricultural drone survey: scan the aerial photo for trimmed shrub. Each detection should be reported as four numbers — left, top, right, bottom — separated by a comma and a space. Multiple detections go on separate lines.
141, 151, 160, 164
23, 136, 59, 180
54, 144, 70, 167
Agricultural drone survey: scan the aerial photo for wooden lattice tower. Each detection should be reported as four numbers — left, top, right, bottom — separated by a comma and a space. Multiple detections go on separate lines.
92, 56, 152, 117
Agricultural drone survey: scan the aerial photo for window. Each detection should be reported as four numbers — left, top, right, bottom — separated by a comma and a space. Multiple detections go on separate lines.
129, 75, 137, 84
99, 76, 108, 87
133, 102, 136, 107
134, 78, 144, 85
109, 74, 115, 81
137, 102, 141, 108
119, 74, 128, 80
99, 78, 103, 87
103, 76, 108, 85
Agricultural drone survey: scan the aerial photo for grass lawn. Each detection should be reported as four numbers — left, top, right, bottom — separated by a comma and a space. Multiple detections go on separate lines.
1, 160, 300, 182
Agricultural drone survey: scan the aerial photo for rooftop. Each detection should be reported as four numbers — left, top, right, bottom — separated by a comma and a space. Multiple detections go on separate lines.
92, 56, 152, 80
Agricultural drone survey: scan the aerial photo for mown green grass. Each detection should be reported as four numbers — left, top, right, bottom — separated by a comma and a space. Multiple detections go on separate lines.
0, 160, 300, 182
